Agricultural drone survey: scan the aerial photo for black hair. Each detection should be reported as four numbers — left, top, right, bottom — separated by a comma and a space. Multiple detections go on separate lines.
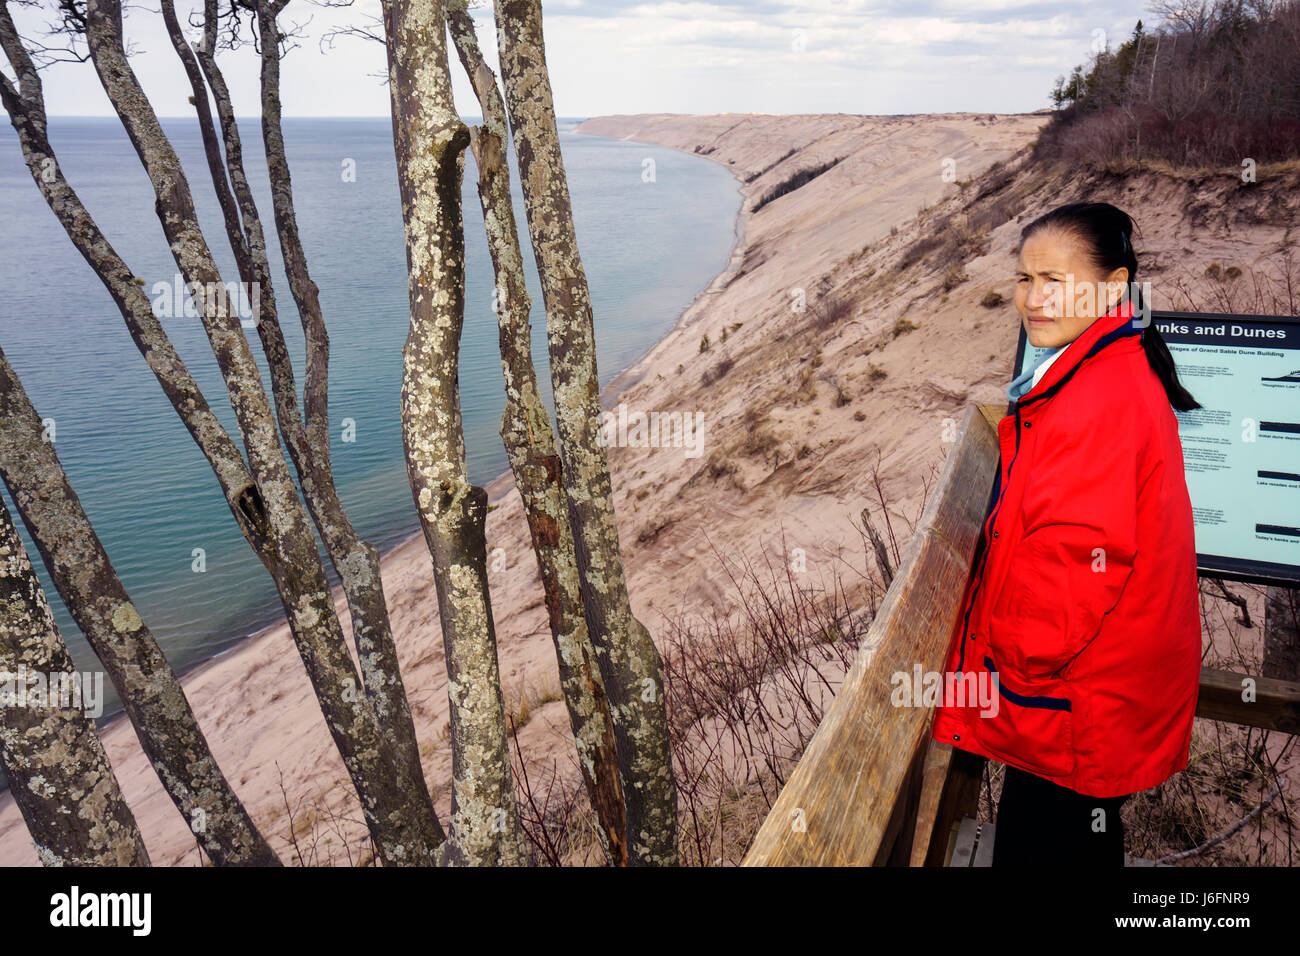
1021, 201, 1201, 411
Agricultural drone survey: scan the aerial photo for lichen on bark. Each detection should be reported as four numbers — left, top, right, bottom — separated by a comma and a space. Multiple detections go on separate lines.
0, 492, 149, 867
447, 0, 628, 865
383, 0, 525, 866
493, 0, 680, 865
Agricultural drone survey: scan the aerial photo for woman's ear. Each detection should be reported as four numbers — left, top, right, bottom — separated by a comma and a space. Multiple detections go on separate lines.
1105, 266, 1130, 311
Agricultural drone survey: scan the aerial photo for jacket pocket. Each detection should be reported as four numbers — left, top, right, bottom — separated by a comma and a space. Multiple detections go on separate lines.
975, 654, 1076, 777
984, 548, 1072, 681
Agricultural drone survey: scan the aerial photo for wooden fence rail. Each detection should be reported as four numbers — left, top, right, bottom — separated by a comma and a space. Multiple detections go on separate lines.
741, 403, 998, 865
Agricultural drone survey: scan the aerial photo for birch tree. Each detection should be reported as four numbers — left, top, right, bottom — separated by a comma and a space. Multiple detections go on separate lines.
0, 479, 149, 866
2, 0, 680, 866
493, 0, 679, 865
380, 0, 680, 863
445, 0, 627, 866
0, 348, 278, 865
1, 0, 441, 864
174, 0, 438, 847
382, 0, 525, 867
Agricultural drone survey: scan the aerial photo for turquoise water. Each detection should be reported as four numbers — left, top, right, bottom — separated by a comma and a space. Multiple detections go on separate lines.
0, 117, 740, 720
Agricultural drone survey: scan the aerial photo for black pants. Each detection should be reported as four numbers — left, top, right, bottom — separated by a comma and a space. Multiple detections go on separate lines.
992, 765, 1130, 866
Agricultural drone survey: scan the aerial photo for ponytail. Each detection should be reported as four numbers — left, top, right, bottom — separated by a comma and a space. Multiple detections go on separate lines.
1140, 323, 1201, 411
1023, 202, 1202, 412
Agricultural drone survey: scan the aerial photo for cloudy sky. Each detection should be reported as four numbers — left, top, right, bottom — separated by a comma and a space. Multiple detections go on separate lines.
9, 0, 1159, 118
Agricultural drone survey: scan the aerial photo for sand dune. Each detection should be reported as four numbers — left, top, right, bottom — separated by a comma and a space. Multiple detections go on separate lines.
4, 110, 1291, 865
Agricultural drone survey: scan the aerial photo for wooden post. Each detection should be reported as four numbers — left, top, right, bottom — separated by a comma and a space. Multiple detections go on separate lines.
916, 743, 985, 866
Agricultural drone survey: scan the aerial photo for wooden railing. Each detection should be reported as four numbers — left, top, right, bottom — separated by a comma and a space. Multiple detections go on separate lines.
741, 402, 1300, 867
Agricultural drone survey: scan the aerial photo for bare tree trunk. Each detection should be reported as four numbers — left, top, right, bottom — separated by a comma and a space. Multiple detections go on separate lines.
80, 0, 439, 865
0, 348, 279, 865
162, 0, 441, 846
3, 2, 285, 866
0, 7, 274, 543
382, 0, 524, 866
445, 0, 627, 866
255, 0, 444, 846
0, 493, 149, 867
493, 0, 679, 865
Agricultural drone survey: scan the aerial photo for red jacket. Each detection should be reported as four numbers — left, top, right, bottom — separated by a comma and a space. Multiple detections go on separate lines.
930, 300, 1202, 798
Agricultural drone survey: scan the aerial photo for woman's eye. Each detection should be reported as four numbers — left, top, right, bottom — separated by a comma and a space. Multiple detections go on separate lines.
1016, 275, 1030, 283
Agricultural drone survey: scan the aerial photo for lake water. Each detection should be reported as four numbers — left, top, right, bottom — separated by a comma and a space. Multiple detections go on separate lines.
0, 116, 741, 723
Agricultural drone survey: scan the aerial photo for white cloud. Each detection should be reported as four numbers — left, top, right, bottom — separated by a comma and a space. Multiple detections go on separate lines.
4, 0, 1151, 118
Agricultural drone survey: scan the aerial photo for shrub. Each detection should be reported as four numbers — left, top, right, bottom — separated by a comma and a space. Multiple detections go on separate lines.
793, 365, 817, 403
892, 316, 918, 337
809, 295, 854, 330
704, 451, 738, 481
737, 426, 780, 459
900, 233, 944, 270
742, 147, 796, 184
701, 356, 735, 387
942, 267, 970, 292
1038, 5, 1300, 167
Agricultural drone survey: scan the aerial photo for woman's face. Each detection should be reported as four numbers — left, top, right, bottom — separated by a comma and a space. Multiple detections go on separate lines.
1015, 228, 1129, 350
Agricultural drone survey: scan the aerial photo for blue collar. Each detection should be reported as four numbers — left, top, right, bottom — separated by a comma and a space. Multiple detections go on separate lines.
1006, 346, 1064, 401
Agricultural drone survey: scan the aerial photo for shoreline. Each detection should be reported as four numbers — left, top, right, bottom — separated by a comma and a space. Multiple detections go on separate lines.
102, 109, 1001, 713
595, 130, 752, 405
5, 110, 1292, 866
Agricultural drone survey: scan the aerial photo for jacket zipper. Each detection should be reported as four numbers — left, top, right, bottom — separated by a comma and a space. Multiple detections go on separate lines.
952, 314, 1142, 677
957, 403, 1022, 673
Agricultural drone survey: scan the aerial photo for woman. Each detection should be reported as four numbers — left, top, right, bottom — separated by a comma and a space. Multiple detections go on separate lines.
930, 202, 1203, 867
